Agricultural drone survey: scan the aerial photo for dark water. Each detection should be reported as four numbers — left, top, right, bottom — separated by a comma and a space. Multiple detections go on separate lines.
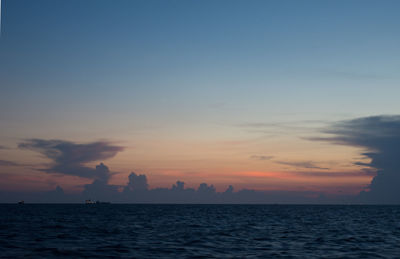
1, 205, 400, 258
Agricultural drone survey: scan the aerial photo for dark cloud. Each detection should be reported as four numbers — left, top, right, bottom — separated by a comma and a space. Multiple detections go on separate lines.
197, 183, 216, 195
250, 155, 274, 161
81, 163, 121, 201
18, 139, 123, 181
0, 145, 10, 150
276, 161, 329, 170
172, 181, 185, 191
311, 115, 400, 203
124, 172, 149, 192
0, 160, 21, 167
224, 185, 234, 194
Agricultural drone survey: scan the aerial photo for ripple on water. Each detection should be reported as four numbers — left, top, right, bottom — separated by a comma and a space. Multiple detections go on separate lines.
1, 204, 400, 258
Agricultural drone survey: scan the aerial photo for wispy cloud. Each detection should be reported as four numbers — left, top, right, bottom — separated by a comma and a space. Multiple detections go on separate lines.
250, 155, 274, 161
276, 161, 329, 170
0, 159, 21, 167
324, 70, 385, 80
291, 170, 370, 178
237, 120, 330, 135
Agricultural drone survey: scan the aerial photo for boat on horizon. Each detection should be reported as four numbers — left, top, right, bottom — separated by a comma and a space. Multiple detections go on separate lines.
85, 199, 110, 204
95, 201, 111, 204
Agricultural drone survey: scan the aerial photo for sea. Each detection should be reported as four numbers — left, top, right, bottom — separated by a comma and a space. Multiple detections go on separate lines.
1, 204, 400, 258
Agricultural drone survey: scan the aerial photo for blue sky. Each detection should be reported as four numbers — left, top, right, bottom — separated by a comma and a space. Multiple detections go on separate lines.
0, 0, 400, 197
2, 0, 400, 125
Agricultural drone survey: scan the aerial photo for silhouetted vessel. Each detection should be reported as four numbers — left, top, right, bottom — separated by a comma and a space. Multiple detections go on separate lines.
95, 201, 110, 204
18, 200, 24, 204
85, 199, 110, 204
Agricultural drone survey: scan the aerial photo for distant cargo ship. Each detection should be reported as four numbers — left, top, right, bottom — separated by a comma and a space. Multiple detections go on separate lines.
85, 199, 110, 204
18, 200, 24, 204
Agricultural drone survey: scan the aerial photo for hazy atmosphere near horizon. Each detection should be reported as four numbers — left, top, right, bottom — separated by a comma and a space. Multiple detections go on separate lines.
1, 0, 400, 204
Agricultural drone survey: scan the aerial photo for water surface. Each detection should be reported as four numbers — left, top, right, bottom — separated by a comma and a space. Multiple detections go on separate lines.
1, 204, 400, 258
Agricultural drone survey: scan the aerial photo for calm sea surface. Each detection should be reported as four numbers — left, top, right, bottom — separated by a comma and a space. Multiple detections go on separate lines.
1, 204, 400, 258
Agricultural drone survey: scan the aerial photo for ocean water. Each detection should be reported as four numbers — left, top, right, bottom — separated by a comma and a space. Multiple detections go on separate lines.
1, 205, 400, 258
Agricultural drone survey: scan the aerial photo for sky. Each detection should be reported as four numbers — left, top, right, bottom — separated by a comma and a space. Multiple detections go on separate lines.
0, 0, 400, 203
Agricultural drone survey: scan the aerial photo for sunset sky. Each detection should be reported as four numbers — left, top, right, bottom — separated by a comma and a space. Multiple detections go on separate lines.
1, 0, 400, 201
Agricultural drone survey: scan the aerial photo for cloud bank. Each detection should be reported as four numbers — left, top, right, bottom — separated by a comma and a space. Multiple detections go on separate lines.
312, 115, 400, 203
2, 137, 340, 203
5, 118, 400, 205
1, 167, 340, 204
